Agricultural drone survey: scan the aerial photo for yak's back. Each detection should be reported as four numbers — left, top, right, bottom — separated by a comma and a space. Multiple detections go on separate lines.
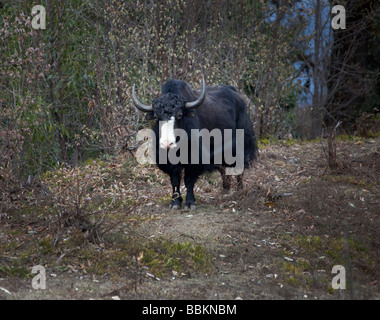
162, 80, 238, 104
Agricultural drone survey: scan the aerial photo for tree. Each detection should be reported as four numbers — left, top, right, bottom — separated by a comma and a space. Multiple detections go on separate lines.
295, 0, 379, 138
327, 0, 379, 127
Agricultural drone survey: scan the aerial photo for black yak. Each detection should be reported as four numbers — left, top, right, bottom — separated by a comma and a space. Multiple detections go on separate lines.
132, 77, 258, 210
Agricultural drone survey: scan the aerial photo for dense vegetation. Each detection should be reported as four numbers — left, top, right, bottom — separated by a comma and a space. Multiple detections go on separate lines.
1, 0, 379, 180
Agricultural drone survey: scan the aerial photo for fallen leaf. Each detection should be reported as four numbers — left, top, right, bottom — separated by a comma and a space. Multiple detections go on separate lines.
265, 201, 277, 207
0, 287, 11, 295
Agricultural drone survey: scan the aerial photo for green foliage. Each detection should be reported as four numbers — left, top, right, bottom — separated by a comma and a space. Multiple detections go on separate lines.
137, 238, 213, 277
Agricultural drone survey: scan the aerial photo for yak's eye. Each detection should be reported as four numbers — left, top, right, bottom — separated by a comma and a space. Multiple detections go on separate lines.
176, 111, 183, 120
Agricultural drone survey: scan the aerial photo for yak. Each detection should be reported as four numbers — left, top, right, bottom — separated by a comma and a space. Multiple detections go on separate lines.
132, 77, 258, 210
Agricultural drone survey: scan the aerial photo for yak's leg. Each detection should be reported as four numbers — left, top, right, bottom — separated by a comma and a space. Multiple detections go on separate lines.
218, 166, 231, 192
184, 168, 200, 210
236, 170, 244, 190
169, 169, 182, 209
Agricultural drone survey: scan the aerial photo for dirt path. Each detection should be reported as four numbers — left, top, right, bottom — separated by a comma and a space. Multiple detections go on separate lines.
1, 138, 379, 300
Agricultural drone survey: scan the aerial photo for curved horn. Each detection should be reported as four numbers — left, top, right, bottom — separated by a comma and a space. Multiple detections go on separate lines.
132, 84, 153, 112
185, 77, 206, 109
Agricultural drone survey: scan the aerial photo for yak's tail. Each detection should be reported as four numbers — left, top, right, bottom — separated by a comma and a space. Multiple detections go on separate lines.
235, 102, 258, 169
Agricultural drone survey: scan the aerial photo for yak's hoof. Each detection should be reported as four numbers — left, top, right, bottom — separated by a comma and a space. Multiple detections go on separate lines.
184, 204, 196, 211
169, 204, 182, 210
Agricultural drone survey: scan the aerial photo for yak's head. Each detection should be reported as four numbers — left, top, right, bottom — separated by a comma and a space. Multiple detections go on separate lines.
132, 78, 206, 149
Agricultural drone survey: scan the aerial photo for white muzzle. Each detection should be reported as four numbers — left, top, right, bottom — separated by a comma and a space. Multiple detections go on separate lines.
159, 116, 177, 149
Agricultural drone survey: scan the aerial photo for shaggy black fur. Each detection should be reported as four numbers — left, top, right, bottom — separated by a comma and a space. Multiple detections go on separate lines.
148, 79, 258, 210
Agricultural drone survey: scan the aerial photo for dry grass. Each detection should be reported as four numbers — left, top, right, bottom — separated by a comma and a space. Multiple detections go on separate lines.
1, 136, 379, 299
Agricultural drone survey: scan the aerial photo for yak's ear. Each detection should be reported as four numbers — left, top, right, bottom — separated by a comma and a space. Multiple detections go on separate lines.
185, 110, 196, 118
145, 112, 155, 120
